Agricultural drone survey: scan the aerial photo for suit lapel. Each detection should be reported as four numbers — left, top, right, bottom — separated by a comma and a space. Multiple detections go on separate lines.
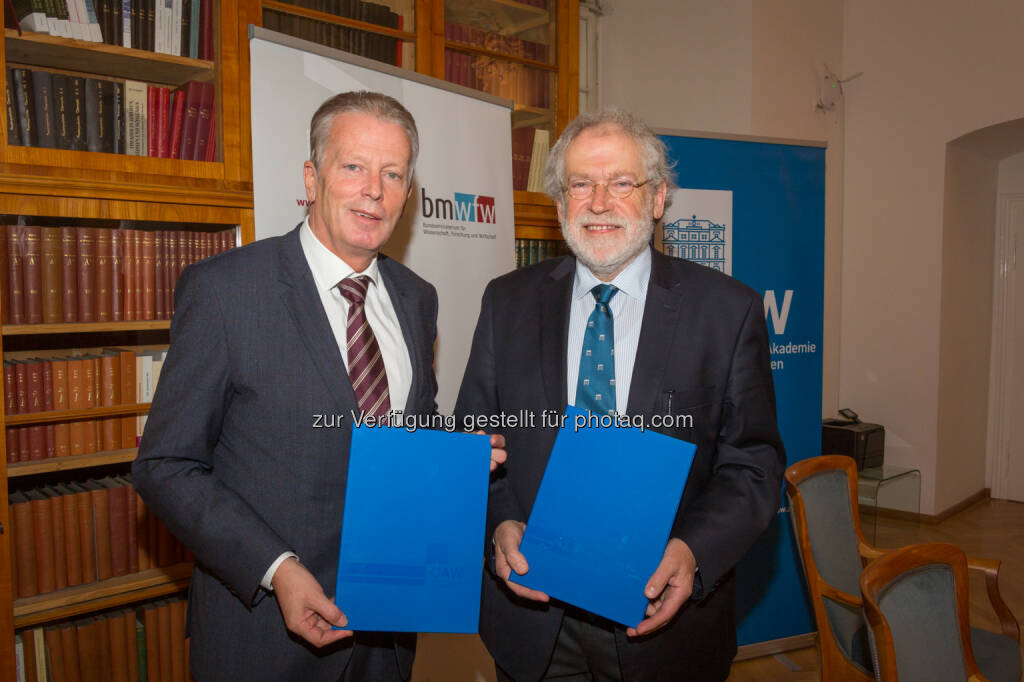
379, 256, 424, 413
274, 226, 358, 413
540, 257, 576, 411
626, 249, 686, 416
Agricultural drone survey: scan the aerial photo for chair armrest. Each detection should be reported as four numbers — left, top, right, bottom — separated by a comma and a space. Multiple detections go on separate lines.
858, 542, 886, 561
820, 582, 862, 608
967, 556, 1021, 642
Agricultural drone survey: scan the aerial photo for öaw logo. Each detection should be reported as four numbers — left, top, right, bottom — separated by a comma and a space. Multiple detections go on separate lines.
420, 188, 496, 224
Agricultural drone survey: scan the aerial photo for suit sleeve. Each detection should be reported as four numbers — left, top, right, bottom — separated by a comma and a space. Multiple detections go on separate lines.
132, 264, 292, 607
672, 293, 785, 593
455, 281, 526, 549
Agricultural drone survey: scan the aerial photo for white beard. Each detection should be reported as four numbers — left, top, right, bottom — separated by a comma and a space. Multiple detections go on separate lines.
562, 202, 655, 280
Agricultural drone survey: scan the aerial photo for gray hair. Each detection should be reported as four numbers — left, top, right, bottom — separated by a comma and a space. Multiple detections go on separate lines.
309, 91, 419, 180
543, 107, 676, 209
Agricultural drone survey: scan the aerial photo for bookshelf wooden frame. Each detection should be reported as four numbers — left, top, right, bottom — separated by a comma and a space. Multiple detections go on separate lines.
8, 448, 139, 477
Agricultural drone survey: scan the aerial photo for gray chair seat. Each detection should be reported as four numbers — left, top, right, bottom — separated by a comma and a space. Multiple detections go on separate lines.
973, 626, 1023, 682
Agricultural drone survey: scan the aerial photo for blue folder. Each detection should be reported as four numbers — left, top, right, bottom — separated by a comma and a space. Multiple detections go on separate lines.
335, 425, 490, 632
510, 405, 696, 626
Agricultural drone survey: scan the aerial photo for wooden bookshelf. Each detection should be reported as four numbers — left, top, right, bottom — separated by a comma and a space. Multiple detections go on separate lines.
4, 29, 215, 85
2, 321, 171, 336
13, 563, 193, 629
6, 404, 152, 426
7, 448, 139, 477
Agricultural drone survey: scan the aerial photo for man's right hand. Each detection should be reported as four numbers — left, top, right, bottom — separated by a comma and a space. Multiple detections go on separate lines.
272, 557, 353, 647
493, 520, 549, 602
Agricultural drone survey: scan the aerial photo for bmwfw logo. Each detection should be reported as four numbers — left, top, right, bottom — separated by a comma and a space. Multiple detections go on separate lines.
421, 188, 497, 224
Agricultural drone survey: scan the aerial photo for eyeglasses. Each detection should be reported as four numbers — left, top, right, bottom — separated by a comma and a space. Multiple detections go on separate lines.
563, 178, 650, 200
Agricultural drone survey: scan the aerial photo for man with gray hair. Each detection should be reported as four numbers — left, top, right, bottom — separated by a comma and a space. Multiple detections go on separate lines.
135, 91, 505, 681
456, 107, 784, 681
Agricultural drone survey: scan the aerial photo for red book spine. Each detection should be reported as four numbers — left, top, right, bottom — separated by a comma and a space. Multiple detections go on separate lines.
11, 493, 38, 597
157, 87, 170, 158
29, 491, 56, 594
126, 483, 138, 573
41, 360, 55, 459
153, 231, 165, 320
6, 225, 25, 324
123, 230, 136, 321
41, 227, 63, 324
89, 483, 113, 581
53, 358, 71, 457
96, 228, 113, 322
22, 225, 42, 324
57, 485, 84, 587
5, 426, 18, 464
61, 226, 79, 322
141, 231, 155, 319
133, 231, 144, 320
178, 81, 201, 161
110, 228, 123, 321
205, 108, 216, 161
76, 227, 97, 322
200, 0, 212, 60
193, 81, 214, 161
14, 361, 28, 415
107, 481, 130, 577
4, 361, 18, 415
168, 88, 185, 159
45, 489, 68, 590
72, 486, 97, 584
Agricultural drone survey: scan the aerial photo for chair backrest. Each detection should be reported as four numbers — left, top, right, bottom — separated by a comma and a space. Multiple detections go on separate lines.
860, 542, 983, 682
785, 455, 874, 678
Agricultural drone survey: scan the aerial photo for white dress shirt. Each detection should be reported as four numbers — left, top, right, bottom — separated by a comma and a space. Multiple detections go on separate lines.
261, 219, 413, 590
566, 248, 651, 414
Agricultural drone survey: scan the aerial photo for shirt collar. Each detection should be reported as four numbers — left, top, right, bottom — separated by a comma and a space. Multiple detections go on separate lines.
572, 247, 652, 303
299, 217, 381, 293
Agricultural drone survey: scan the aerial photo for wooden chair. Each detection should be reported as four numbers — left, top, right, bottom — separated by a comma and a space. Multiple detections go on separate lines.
784, 455, 1020, 682
860, 543, 986, 681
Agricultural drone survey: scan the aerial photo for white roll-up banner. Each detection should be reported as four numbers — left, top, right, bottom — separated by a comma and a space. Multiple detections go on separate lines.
250, 27, 515, 413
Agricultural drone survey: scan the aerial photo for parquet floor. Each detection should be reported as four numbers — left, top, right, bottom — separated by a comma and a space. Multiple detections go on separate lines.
727, 498, 1024, 681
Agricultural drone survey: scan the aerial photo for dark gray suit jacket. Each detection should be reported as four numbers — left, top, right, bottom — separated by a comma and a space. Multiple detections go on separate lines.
455, 248, 785, 682
133, 226, 438, 681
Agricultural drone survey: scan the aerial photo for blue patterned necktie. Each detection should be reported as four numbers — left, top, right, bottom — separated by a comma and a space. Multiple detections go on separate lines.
575, 284, 618, 416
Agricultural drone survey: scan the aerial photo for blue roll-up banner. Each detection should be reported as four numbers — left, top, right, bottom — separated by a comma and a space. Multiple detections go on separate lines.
658, 132, 824, 644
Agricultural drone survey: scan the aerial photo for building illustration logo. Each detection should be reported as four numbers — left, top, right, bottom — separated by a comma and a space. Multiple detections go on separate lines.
660, 188, 733, 275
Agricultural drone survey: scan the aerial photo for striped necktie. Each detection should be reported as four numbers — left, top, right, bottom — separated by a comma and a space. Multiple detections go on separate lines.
338, 276, 391, 417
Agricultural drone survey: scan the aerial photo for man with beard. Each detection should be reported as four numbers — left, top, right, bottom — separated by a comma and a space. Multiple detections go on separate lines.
455, 108, 785, 682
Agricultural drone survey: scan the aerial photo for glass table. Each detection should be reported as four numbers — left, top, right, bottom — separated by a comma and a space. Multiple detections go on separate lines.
857, 465, 921, 543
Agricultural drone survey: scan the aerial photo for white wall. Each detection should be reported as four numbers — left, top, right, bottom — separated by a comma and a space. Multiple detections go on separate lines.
595, 0, 1024, 514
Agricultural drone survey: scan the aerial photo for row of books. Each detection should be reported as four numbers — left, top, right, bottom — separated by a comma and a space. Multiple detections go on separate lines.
6, 68, 217, 160
9, 476, 190, 599
262, 0, 403, 67
4, 347, 167, 463
16, 596, 189, 682
445, 22, 550, 109
12, 0, 214, 59
515, 238, 568, 269
1, 225, 237, 326
510, 126, 550, 192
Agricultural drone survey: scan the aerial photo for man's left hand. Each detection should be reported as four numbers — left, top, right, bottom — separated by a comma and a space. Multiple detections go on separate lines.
627, 538, 697, 637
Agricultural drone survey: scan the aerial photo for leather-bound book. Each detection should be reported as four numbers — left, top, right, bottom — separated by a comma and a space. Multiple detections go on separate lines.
61, 226, 78, 322
10, 490, 39, 597
26, 358, 43, 413
14, 360, 28, 415
83, 356, 99, 454
135, 491, 151, 571
41, 360, 55, 459
31, 70, 56, 149
26, 488, 56, 594
157, 600, 172, 682
59, 620, 82, 682
177, 81, 201, 161
21, 627, 39, 682
123, 230, 136, 320
108, 609, 130, 682
168, 88, 185, 158
99, 352, 120, 451
102, 478, 130, 577
41, 487, 68, 590
153, 230, 165, 319
96, 228, 112, 321
51, 358, 71, 457
23, 225, 42, 324
133, 230, 144, 320
67, 358, 88, 455
141, 230, 155, 319
141, 603, 159, 682
6, 428, 19, 464
53, 483, 84, 587
17, 424, 30, 463
124, 611, 139, 682
76, 227, 97, 322
169, 598, 186, 682
193, 81, 214, 161
43, 625, 67, 681
96, 612, 113, 682
110, 228, 123, 321
66, 482, 97, 583
82, 479, 113, 580
69, 76, 87, 151
4, 360, 18, 415
41, 227, 63, 323
6, 225, 25, 324
76, 617, 102, 682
